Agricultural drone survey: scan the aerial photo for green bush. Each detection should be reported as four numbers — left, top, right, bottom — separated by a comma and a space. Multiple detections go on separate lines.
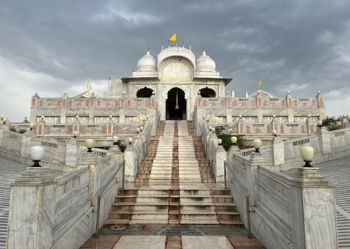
214, 125, 245, 151
9, 126, 16, 132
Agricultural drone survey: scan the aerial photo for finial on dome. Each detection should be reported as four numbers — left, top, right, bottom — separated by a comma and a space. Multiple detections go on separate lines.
189, 45, 192, 51
146, 44, 150, 55
202, 49, 207, 56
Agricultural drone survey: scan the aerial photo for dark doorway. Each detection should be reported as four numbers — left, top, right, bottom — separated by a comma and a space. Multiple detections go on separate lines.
136, 87, 154, 98
199, 87, 216, 98
166, 88, 186, 120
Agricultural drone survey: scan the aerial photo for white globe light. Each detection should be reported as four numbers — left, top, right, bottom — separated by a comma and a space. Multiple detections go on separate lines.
140, 126, 144, 131
31, 145, 44, 160
300, 145, 314, 161
128, 137, 133, 144
218, 139, 222, 145
272, 129, 277, 136
231, 136, 237, 144
253, 139, 262, 149
85, 139, 95, 148
112, 136, 119, 143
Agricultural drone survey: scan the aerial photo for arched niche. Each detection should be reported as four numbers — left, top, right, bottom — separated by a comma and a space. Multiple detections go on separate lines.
199, 87, 216, 98
136, 87, 154, 98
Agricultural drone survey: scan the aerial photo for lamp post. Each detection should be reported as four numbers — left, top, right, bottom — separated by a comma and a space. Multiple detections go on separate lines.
30, 145, 44, 167
2, 116, 8, 125
253, 139, 262, 153
136, 128, 140, 134
86, 139, 95, 153
140, 126, 144, 132
300, 144, 314, 167
128, 137, 133, 145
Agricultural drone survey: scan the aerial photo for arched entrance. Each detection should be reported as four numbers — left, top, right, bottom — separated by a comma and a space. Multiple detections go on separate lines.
166, 88, 186, 120
199, 87, 216, 98
136, 87, 154, 98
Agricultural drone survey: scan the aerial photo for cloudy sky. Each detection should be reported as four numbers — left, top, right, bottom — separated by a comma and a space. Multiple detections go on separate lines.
1, 0, 350, 121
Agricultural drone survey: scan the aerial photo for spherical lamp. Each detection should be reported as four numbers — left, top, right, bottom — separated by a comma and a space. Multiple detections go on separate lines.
231, 136, 237, 144
85, 139, 95, 152
253, 139, 262, 153
72, 131, 79, 138
128, 137, 133, 145
300, 144, 314, 167
30, 145, 44, 167
29, 123, 35, 131
218, 139, 222, 145
272, 129, 277, 137
112, 135, 119, 145
317, 120, 323, 127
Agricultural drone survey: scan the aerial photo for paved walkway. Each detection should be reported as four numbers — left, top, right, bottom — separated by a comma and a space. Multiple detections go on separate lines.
80, 235, 264, 249
0, 156, 27, 249
317, 155, 350, 249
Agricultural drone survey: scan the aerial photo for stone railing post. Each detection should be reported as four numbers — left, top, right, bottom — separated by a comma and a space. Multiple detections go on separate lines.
88, 164, 97, 210
290, 167, 337, 249
65, 138, 79, 167
272, 136, 285, 167
215, 145, 226, 184
124, 144, 136, 183
227, 145, 239, 165
7, 168, 57, 249
20, 135, 31, 158
247, 152, 265, 207
320, 127, 331, 154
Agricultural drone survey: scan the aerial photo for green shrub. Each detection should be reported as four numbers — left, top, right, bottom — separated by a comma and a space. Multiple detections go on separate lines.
214, 125, 245, 151
9, 126, 16, 132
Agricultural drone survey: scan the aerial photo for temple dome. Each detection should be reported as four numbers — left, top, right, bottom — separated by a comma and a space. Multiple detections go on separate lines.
196, 50, 216, 72
136, 50, 156, 72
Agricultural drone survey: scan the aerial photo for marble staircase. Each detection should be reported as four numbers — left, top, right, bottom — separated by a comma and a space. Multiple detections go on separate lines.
106, 121, 242, 227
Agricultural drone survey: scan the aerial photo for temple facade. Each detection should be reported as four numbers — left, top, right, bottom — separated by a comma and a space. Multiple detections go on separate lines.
107, 46, 231, 120
27, 44, 326, 139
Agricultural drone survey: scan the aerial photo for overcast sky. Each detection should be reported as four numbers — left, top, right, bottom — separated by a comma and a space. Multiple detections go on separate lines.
1, 0, 350, 121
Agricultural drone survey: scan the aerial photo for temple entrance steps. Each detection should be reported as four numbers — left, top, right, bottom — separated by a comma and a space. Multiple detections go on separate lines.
105, 121, 243, 227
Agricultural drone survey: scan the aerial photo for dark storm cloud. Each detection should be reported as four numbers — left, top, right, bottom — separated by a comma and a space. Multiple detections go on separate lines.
0, 0, 350, 119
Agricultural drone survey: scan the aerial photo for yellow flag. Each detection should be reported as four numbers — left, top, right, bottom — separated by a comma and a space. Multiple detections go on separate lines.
258, 80, 262, 89
169, 33, 177, 42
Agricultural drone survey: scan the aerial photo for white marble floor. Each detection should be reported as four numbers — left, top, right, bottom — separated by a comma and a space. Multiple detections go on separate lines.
113, 236, 233, 249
